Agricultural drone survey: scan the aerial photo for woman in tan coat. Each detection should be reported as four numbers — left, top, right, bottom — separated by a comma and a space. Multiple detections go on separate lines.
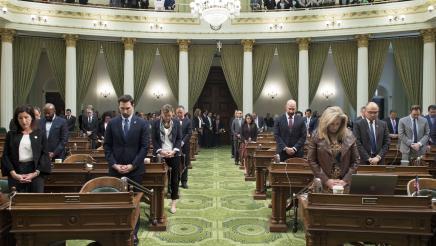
307, 106, 360, 191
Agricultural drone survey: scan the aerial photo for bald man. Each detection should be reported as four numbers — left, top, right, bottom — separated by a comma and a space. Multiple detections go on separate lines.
40, 103, 69, 160
353, 102, 390, 165
274, 100, 307, 161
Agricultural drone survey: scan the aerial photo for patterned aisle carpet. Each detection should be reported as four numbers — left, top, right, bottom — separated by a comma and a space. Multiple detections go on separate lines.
67, 146, 306, 246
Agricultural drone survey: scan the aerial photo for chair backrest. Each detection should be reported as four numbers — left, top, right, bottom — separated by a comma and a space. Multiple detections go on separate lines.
407, 178, 436, 196
64, 154, 95, 164
80, 176, 127, 193
284, 158, 308, 164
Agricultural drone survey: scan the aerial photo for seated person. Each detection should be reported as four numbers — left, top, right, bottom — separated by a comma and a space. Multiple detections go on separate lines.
164, 0, 175, 10
263, 0, 276, 9
1, 105, 51, 193
250, 0, 262, 10
276, 0, 291, 9
307, 106, 360, 192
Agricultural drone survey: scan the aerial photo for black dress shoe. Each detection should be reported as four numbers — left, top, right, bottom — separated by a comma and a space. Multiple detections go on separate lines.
181, 182, 188, 189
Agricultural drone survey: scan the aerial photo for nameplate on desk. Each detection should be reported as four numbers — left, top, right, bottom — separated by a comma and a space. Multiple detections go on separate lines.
361, 197, 378, 205
64, 195, 81, 203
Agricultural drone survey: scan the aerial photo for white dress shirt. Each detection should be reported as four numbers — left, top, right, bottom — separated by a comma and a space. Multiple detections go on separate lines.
19, 135, 33, 162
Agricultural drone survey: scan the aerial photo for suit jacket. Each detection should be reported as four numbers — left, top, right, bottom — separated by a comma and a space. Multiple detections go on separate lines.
65, 115, 76, 132
431, 122, 436, 146
307, 130, 359, 185
231, 118, 243, 140
241, 123, 258, 142
303, 117, 317, 135
384, 117, 399, 134
398, 116, 430, 155
425, 115, 436, 145
178, 117, 192, 153
81, 116, 98, 139
97, 121, 108, 139
353, 118, 390, 164
192, 116, 205, 130
214, 120, 224, 134
1, 129, 51, 176
254, 117, 265, 132
274, 114, 307, 159
151, 119, 182, 156
39, 116, 69, 159
104, 115, 149, 177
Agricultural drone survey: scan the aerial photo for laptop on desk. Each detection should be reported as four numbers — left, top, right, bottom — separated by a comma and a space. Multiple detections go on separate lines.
349, 174, 398, 195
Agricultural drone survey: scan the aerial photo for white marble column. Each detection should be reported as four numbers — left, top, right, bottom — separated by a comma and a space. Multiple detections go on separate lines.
1, 29, 15, 130
123, 38, 135, 97
297, 38, 310, 111
177, 40, 190, 110
422, 29, 436, 110
242, 39, 254, 114
356, 34, 369, 108
64, 34, 78, 116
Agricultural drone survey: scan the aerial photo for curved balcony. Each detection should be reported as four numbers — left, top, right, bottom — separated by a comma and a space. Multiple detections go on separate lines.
0, 0, 434, 39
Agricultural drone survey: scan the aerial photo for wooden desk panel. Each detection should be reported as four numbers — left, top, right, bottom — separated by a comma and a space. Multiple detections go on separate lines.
10, 192, 141, 246
45, 162, 168, 231
298, 193, 435, 246
0, 194, 14, 246
253, 150, 276, 200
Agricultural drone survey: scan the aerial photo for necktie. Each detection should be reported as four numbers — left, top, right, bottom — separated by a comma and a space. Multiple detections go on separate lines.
123, 118, 129, 137
413, 118, 418, 143
392, 119, 396, 134
288, 116, 293, 128
369, 121, 377, 155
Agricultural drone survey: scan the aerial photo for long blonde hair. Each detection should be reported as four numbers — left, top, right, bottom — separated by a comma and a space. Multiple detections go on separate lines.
316, 106, 349, 144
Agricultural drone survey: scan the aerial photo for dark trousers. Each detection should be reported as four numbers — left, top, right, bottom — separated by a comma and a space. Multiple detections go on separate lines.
165, 156, 180, 200
233, 138, 240, 163
180, 147, 189, 184
8, 162, 44, 193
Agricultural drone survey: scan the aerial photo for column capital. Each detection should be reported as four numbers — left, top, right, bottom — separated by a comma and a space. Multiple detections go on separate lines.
355, 34, 370, 48
421, 29, 435, 43
122, 38, 136, 50
297, 38, 310, 51
241, 39, 255, 52
177, 40, 191, 52
63, 34, 79, 47
1, 29, 15, 43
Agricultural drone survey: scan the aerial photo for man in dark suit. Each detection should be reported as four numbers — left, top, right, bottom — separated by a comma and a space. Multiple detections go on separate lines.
152, 104, 182, 214
424, 104, 436, 145
384, 110, 399, 136
40, 103, 69, 161
176, 105, 192, 189
303, 109, 318, 136
274, 100, 307, 161
353, 102, 390, 165
81, 106, 98, 149
252, 112, 265, 133
104, 95, 149, 245
64, 109, 76, 132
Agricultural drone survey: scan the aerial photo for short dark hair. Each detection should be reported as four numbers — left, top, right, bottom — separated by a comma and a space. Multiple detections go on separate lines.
428, 104, 436, 111
118, 95, 135, 105
390, 110, 396, 114
66, 109, 71, 112
305, 109, 312, 113
410, 105, 422, 112
13, 105, 35, 132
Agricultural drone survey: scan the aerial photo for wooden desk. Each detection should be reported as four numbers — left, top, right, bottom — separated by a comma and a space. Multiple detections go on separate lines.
244, 142, 276, 182
10, 192, 142, 245
357, 165, 431, 194
268, 163, 313, 232
298, 193, 435, 246
252, 149, 275, 200
0, 194, 14, 246
45, 162, 168, 231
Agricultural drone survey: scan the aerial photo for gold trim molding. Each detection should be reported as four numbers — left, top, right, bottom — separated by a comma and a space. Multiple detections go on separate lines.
421, 29, 435, 43
297, 38, 310, 50
1, 29, 15, 43
122, 37, 136, 50
177, 39, 190, 52
356, 34, 370, 48
64, 34, 78, 47
241, 39, 255, 52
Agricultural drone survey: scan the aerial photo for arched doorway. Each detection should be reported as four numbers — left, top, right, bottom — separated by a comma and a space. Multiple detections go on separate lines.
193, 66, 237, 145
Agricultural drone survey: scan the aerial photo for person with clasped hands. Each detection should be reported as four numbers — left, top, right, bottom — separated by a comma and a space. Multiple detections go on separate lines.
307, 106, 360, 191
1, 105, 51, 193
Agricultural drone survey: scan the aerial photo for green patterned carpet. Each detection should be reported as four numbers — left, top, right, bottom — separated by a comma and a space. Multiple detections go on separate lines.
68, 147, 306, 246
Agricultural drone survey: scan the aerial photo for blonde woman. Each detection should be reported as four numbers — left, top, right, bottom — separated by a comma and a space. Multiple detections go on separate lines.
307, 106, 360, 191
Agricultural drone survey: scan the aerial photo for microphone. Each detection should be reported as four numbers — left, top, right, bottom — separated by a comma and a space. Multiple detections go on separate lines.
274, 154, 280, 164
312, 178, 323, 193
120, 177, 153, 196
156, 153, 162, 163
